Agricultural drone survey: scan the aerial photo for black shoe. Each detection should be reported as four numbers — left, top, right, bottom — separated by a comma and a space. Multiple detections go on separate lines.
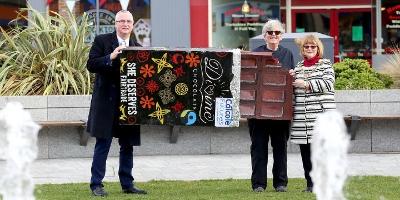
275, 186, 287, 192
302, 186, 313, 192
123, 186, 147, 194
92, 186, 108, 197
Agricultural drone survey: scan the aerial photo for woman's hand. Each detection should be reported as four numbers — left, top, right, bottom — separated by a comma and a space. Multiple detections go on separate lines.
289, 69, 295, 77
293, 79, 308, 89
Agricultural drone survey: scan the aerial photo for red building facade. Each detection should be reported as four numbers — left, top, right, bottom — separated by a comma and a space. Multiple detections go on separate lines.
190, 0, 399, 62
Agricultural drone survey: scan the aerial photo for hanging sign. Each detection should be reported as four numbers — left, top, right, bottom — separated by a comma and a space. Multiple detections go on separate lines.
222, 2, 268, 32
386, 5, 400, 29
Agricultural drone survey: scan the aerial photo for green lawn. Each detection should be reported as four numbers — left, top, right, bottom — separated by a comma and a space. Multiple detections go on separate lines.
34, 176, 400, 200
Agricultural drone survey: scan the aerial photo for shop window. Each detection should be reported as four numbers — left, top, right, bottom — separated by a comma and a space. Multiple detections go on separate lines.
382, 0, 400, 53
338, 12, 372, 59
295, 13, 330, 35
48, 0, 151, 45
211, 0, 280, 50
0, 0, 27, 29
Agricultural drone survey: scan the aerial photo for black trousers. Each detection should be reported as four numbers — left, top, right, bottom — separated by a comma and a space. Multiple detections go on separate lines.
248, 119, 289, 189
90, 136, 135, 191
299, 144, 313, 187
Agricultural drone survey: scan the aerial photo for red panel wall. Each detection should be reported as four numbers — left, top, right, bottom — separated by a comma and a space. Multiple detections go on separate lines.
190, 0, 208, 47
290, 0, 371, 6
0, 5, 20, 21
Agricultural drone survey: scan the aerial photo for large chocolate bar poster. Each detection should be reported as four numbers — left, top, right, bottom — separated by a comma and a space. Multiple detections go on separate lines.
119, 48, 241, 127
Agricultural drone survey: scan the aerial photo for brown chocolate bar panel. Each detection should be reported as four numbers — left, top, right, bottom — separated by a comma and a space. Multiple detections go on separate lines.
240, 51, 293, 120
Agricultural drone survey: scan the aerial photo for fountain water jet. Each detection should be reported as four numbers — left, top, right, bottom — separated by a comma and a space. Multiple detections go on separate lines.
311, 110, 350, 200
0, 102, 40, 200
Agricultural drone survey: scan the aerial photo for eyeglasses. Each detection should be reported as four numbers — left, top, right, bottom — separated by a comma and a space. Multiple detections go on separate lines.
266, 31, 281, 35
303, 45, 317, 50
116, 20, 133, 24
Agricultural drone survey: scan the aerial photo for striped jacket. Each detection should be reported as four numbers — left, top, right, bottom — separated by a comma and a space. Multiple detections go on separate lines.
290, 58, 336, 144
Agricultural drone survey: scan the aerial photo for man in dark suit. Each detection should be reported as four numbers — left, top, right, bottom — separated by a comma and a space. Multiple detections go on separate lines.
86, 10, 147, 197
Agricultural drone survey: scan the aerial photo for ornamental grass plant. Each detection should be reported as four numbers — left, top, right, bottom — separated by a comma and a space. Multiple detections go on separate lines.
0, 5, 92, 95
381, 43, 400, 88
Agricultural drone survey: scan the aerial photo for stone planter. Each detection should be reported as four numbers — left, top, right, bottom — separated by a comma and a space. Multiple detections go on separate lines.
335, 89, 400, 153
0, 95, 92, 159
335, 89, 400, 116
0, 95, 91, 122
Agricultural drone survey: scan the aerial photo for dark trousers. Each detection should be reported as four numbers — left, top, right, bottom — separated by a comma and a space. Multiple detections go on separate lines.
248, 119, 289, 189
90, 136, 134, 190
299, 144, 313, 187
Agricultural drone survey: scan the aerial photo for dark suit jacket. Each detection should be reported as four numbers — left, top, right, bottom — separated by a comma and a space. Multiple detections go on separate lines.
86, 32, 141, 146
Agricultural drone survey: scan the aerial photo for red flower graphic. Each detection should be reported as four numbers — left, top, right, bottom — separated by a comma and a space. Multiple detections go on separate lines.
136, 77, 145, 86
185, 53, 200, 68
173, 66, 185, 77
137, 51, 150, 63
127, 116, 137, 124
140, 64, 156, 78
171, 53, 185, 64
171, 101, 185, 113
140, 96, 155, 109
137, 88, 146, 96
145, 80, 159, 93
127, 52, 136, 61
216, 52, 228, 58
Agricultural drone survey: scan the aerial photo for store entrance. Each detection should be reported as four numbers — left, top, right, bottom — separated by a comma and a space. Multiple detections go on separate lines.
292, 8, 372, 62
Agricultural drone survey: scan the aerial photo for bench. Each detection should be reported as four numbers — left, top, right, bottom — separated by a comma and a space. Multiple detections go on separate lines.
37, 120, 89, 146
344, 115, 400, 140
237, 116, 400, 141
36, 115, 400, 145
38, 121, 180, 145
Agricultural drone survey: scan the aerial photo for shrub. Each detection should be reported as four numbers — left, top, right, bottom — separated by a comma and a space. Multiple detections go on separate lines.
0, 5, 92, 95
333, 58, 393, 90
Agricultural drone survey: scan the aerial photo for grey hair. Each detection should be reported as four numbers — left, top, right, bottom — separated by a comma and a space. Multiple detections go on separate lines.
261, 19, 285, 36
116, 10, 131, 15
115, 10, 133, 18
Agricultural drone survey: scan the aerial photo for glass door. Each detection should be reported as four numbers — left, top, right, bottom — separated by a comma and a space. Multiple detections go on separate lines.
292, 9, 337, 60
293, 10, 331, 35
337, 9, 372, 61
293, 8, 372, 62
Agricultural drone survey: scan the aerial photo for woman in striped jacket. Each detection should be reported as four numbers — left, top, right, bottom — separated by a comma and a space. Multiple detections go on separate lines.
288, 34, 336, 192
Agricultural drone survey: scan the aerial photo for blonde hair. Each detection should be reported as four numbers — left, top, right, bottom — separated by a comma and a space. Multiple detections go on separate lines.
295, 34, 324, 57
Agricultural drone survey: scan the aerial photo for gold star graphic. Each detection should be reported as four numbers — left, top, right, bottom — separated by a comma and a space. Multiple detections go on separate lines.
152, 53, 173, 73
120, 58, 128, 73
119, 105, 127, 121
148, 102, 170, 124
